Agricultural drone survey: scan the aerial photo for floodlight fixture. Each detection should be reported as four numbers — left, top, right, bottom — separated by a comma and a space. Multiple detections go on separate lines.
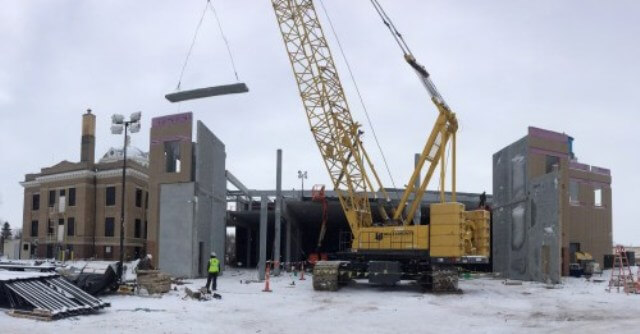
129, 122, 141, 133
109, 110, 142, 284
112, 114, 125, 125
130, 111, 142, 123
110, 124, 124, 135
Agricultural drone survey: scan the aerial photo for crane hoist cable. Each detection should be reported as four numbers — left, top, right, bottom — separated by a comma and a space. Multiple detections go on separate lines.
175, 0, 240, 91
317, 0, 399, 199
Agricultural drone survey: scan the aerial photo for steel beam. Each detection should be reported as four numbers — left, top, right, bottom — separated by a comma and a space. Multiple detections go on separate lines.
258, 196, 268, 280
273, 149, 282, 275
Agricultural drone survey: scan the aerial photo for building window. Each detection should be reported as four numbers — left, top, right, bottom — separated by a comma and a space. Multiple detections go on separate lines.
68, 188, 76, 206
59, 189, 66, 196
30, 220, 38, 237
134, 219, 142, 238
105, 217, 115, 237
135, 188, 143, 208
569, 180, 579, 204
594, 188, 602, 207
145, 191, 149, 209
164, 140, 181, 173
106, 186, 116, 206
47, 220, 54, 235
48, 190, 56, 207
545, 155, 560, 173
32, 194, 40, 211
67, 217, 75, 236
144, 220, 148, 239
58, 219, 65, 238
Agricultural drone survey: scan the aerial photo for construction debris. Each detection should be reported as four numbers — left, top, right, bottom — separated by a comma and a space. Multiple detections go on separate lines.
503, 279, 524, 286
0, 270, 110, 320
183, 287, 221, 301
136, 270, 172, 294
57, 261, 119, 295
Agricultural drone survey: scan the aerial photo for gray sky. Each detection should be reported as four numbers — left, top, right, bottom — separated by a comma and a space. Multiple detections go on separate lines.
0, 1, 638, 244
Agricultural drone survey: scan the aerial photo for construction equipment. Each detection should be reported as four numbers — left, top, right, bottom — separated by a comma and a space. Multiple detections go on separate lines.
309, 184, 329, 265
271, 0, 489, 292
569, 251, 601, 278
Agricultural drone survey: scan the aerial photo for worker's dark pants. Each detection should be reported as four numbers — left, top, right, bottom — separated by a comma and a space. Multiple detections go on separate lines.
206, 272, 218, 291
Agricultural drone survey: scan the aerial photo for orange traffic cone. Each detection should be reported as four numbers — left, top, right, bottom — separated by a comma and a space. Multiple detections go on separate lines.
263, 264, 273, 292
299, 262, 306, 281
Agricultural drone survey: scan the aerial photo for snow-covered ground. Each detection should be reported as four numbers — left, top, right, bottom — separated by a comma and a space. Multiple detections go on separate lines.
2, 268, 640, 334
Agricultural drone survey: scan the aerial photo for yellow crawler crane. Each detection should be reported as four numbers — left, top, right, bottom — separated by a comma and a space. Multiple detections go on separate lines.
271, 0, 489, 292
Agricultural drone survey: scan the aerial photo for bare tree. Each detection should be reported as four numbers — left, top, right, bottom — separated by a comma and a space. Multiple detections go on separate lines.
0, 222, 11, 255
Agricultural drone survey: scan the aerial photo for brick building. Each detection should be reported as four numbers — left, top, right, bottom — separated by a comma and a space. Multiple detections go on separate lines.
493, 127, 612, 282
19, 110, 150, 260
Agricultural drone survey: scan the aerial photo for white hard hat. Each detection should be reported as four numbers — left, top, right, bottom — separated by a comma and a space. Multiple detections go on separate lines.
211, 252, 217, 257
146, 254, 153, 260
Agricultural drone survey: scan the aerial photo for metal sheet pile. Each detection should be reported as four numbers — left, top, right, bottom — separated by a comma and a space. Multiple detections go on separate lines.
0, 270, 110, 320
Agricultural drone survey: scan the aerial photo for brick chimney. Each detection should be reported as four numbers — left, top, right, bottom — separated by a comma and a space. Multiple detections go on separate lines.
81, 108, 96, 164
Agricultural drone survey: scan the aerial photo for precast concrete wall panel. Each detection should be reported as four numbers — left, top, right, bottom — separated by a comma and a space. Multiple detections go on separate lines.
493, 134, 562, 283
196, 121, 227, 272
528, 172, 561, 283
492, 136, 528, 277
158, 182, 196, 277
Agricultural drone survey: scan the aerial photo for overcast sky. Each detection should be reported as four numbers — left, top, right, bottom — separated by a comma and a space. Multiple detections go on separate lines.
0, 1, 638, 245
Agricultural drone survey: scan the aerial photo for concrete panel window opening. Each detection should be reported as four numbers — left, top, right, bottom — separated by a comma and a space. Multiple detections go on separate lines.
105, 217, 115, 237
32, 194, 40, 210
47, 219, 53, 235
569, 180, 579, 205
594, 188, 602, 207
164, 140, 181, 173
106, 186, 116, 206
68, 187, 76, 206
545, 155, 560, 173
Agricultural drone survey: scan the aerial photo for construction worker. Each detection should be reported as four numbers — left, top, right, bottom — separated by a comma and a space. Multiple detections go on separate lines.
206, 252, 220, 292
137, 254, 154, 271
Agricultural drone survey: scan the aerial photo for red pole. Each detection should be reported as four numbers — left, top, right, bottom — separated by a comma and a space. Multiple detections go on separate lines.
263, 263, 273, 292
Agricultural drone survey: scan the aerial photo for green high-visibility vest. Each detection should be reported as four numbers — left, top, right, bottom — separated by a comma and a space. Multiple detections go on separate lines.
208, 258, 220, 273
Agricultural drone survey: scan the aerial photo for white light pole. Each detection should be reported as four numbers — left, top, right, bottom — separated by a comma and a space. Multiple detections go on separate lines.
297, 170, 307, 199
111, 111, 141, 283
